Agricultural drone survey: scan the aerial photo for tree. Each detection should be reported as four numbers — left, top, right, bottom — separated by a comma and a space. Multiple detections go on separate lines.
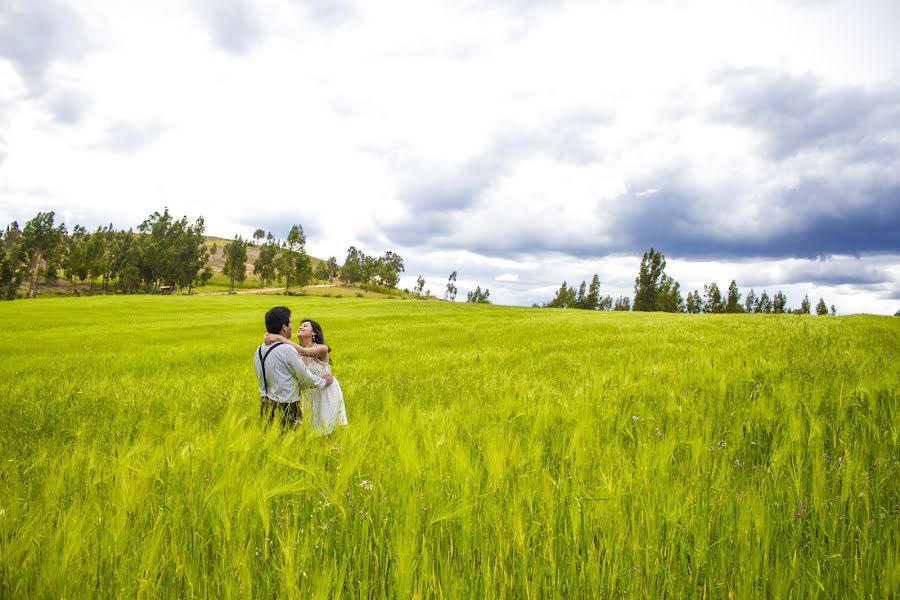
685, 290, 703, 314
223, 235, 248, 292
815, 297, 828, 315
633, 247, 668, 311
575, 280, 587, 308
377, 251, 405, 288
414, 275, 425, 295
175, 216, 210, 295
105, 227, 135, 293
137, 209, 172, 292
361, 255, 378, 288
613, 296, 631, 311
341, 246, 364, 285
325, 256, 339, 280
744, 289, 757, 313
445, 271, 458, 301
275, 225, 311, 293
254, 235, 278, 288
63, 225, 89, 293
755, 291, 773, 314
466, 286, 491, 303
252, 228, 265, 246
21, 211, 67, 298
0, 222, 27, 300
724, 280, 742, 313
546, 281, 576, 308
585, 274, 602, 310
799, 294, 811, 315
773, 291, 787, 314
314, 260, 330, 281
88, 225, 117, 293
658, 275, 684, 312
703, 282, 724, 313
830, 305, 837, 316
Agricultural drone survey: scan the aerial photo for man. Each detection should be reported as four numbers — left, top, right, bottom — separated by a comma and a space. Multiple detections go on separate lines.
253, 305, 333, 429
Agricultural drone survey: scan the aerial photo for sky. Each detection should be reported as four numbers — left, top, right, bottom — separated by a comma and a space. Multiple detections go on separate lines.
1, 0, 899, 313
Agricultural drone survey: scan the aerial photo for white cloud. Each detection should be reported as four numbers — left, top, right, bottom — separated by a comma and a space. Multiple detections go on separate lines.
1, 0, 898, 312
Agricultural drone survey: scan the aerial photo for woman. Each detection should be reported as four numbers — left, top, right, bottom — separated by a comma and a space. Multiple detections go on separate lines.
264, 318, 347, 435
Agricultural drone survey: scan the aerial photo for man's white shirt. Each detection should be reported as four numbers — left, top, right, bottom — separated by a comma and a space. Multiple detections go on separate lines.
253, 343, 328, 403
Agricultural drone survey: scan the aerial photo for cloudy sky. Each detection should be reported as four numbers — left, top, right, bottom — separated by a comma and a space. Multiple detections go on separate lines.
1, 0, 899, 313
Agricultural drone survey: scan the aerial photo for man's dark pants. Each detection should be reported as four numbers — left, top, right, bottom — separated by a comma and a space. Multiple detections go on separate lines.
259, 398, 301, 430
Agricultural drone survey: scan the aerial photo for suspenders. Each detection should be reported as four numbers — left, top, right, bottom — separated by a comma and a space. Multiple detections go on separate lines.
258, 342, 284, 397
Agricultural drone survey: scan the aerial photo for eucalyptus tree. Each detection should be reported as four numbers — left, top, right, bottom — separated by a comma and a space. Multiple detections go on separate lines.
724, 280, 742, 313
445, 271, 458, 301
703, 282, 724, 313
275, 225, 311, 294
773, 291, 787, 313
467, 286, 491, 304
634, 247, 682, 312
63, 225, 89, 292
223, 235, 248, 293
377, 251, 405, 288
21, 211, 67, 298
0, 222, 26, 300
254, 233, 278, 288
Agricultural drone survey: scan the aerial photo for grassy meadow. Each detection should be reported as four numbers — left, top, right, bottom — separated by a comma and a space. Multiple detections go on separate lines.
0, 295, 897, 598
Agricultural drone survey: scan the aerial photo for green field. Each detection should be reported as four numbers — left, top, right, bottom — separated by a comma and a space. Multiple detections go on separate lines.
1, 295, 897, 598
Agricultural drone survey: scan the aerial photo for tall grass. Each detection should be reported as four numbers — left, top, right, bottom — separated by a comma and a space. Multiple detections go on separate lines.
0, 295, 897, 597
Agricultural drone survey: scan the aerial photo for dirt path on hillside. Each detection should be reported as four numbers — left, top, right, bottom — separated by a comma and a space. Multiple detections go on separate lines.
192, 284, 335, 296
192, 287, 285, 296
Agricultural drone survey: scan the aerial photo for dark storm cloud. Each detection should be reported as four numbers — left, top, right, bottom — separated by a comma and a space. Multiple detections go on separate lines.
191, 0, 265, 55
380, 65, 900, 263
614, 177, 900, 259
93, 120, 166, 154
0, 0, 90, 95
712, 67, 900, 160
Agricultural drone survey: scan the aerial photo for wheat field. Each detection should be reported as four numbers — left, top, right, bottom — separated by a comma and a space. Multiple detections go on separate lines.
0, 295, 897, 598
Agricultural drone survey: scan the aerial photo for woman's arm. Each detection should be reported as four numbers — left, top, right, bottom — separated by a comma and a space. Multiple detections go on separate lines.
263, 333, 329, 359
304, 343, 330, 360
263, 333, 304, 355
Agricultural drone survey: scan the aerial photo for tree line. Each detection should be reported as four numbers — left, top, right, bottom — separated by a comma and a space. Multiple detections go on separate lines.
1, 209, 210, 299
0, 210, 405, 300
544, 247, 838, 315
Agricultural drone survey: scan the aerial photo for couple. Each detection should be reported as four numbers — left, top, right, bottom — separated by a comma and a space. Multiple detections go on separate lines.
253, 306, 348, 435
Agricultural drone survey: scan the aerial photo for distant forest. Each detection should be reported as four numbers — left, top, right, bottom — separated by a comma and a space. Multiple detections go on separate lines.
542, 248, 839, 315
0, 209, 405, 300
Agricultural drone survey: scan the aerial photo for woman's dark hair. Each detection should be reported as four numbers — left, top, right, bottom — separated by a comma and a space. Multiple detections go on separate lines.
300, 318, 331, 353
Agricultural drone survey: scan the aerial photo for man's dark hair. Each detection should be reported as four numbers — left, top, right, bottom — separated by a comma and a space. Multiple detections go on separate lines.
265, 306, 291, 334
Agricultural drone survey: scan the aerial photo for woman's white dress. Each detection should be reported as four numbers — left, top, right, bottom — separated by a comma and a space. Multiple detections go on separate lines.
302, 355, 347, 435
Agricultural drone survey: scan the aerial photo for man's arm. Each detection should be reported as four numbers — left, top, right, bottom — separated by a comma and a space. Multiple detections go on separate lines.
284, 349, 333, 389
